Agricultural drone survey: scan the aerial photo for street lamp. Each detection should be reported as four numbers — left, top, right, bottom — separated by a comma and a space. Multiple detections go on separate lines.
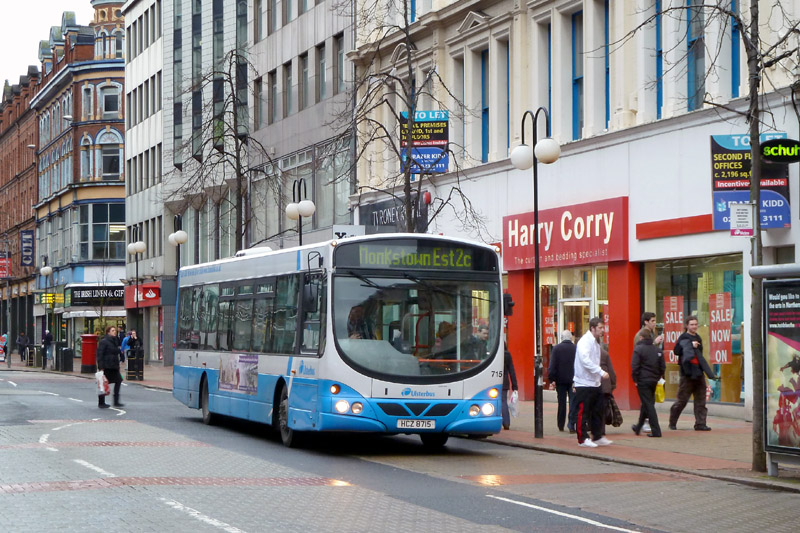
168, 214, 189, 273
127, 227, 147, 338
285, 178, 316, 246
40, 258, 53, 369
510, 107, 560, 439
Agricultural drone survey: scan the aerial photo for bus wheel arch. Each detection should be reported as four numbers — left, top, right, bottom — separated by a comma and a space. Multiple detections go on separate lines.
200, 374, 217, 426
275, 381, 302, 448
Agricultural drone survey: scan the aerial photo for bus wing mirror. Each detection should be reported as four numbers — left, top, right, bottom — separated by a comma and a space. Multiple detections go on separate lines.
503, 293, 514, 317
303, 282, 319, 313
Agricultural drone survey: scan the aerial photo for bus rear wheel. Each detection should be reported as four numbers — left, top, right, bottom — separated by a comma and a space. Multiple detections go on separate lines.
278, 385, 301, 447
201, 378, 217, 425
420, 433, 448, 448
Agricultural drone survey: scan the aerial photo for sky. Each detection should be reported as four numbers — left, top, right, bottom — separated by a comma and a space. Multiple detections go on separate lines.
0, 2, 97, 86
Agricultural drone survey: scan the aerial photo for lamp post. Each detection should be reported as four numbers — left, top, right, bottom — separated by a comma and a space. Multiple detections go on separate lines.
285, 178, 316, 246
40, 258, 53, 368
127, 227, 146, 337
510, 107, 561, 439
168, 214, 189, 273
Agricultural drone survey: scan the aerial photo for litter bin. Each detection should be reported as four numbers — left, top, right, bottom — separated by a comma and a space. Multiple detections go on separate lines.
59, 348, 74, 372
33, 347, 43, 369
81, 334, 98, 374
53, 342, 67, 371
126, 346, 144, 381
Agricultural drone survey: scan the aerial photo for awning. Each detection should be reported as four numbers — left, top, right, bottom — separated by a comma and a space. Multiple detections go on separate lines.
62, 310, 127, 318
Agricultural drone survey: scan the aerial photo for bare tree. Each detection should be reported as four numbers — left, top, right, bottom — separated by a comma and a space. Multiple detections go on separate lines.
337, 0, 491, 238
164, 48, 279, 253
619, 1, 800, 472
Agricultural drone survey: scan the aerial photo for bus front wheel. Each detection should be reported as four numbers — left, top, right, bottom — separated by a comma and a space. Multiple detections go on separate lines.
420, 433, 448, 448
278, 386, 301, 447
201, 378, 217, 425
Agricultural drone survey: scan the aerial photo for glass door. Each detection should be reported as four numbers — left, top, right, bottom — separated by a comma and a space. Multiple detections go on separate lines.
561, 300, 591, 339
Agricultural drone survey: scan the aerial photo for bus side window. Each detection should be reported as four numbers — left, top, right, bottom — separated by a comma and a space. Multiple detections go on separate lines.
274, 275, 299, 354
217, 301, 233, 351
301, 275, 325, 354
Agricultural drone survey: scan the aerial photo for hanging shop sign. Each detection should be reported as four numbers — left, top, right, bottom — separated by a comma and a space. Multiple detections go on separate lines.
124, 282, 162, 308
762, 279, 800, 456
502, 197, 628, 270
760, 138, 800, 164
662, 296, 684, 365
710, 134, 790, 230
399, 111, 449, 174
20, 230, 34, 267
708, 292, 733, 364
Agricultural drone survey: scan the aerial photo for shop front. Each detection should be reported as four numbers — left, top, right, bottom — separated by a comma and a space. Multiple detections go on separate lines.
62, 284, 126, 357
124, 282, 163, 362
503, 197, 643, 409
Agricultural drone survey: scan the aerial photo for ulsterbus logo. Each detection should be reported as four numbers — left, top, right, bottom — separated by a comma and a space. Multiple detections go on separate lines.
297, 361, 315, 376
401, 388, 435, 398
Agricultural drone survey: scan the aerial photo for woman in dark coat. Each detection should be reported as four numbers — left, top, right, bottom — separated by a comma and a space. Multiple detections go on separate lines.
502, 344, 519, 430
97, 325, 123, 408
631, 328, 665, 437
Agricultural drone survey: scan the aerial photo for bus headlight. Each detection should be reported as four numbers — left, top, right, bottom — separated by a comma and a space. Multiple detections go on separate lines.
482, 403, 495, 416
330, 384, 341, 394
469, 404, 481, 417
488, 388, 499, 399
335, 400, 350, 413
351, 402, 363, 414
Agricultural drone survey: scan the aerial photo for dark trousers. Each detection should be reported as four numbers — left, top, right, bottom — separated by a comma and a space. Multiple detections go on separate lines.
574, 386, 603, 443
635, 382, 662, 437
99, 368, 123, 406
501, 388, 511, 428
556, 383, 575, 430
669, 376, 707, 428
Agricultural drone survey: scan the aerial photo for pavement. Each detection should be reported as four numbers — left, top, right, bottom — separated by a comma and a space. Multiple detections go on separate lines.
4, 354, 800, 493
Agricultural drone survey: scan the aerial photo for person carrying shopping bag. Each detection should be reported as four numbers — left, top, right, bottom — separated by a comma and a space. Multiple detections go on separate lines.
631, 328, 666, 437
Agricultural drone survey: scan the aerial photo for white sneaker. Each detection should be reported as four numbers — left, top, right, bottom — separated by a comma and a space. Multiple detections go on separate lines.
642, 422, 652, 433
579, 439, 598, 448
593, 437, 613, 446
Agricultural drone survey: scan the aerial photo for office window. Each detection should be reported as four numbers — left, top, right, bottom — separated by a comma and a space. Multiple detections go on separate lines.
254, 77, 264, 129
213, 0, 224, 66
173, 0, 183, 167
572, 11, 584, 140
284, 62, 293, 117
334, 33, 345, 94
480, 50, 489, 163
299, 0, 309, 16
299, 53, 309, 110
656, 0, 663, 119
284, 0, 294, 24
731, 0, 739, 98
115, 32, 124, 59
268, 0, 278, 34
254, 0, 263, 42
604, 0, 610, 129
102, 86, 120, 116
268, 70, 278, 124
316, 44, 326, 101
687, 0, 705, 111
83, 87, 93, 119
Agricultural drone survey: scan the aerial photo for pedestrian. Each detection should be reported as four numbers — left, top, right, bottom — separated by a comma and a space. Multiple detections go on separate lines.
631, 328, 665, 437
16, 332, 31, 363
668, 315, 717, 431
633, 312, 663, 433
501, 343, 519, 430
1, 333, 8, 368
42, 330, 53, 370
573, 317, 611, 447
97, 325, 124, 408
599, 347, 618, 435
548, 329, 576, 432
120, 329, 140, 363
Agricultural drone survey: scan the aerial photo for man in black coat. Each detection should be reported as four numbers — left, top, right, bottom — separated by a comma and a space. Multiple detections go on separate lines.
631, 328, 666, 437
668, 315, 717, 431
548, 330, 576, 432
97, 325, 124, 408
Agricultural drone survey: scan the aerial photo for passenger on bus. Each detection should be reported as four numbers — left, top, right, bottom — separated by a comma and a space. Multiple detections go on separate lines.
347, 305, 374, 339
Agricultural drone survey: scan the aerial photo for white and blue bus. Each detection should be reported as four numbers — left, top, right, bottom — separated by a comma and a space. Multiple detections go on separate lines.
173, 234, 506, 447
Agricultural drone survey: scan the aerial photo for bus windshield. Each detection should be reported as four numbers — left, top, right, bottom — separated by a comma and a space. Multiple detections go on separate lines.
333, 273, 500, 380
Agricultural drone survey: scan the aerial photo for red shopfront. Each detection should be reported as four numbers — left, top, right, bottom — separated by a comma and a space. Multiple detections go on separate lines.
503, 197, 642, 410
124, 282, 163, 361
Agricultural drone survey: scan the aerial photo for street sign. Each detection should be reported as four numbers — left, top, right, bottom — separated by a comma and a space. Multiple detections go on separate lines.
729, 202, 754, 237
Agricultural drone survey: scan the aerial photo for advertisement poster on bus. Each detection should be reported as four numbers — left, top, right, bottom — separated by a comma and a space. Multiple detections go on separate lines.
710, 133, 790, 230
708, 292, 732, 364
663, 296, 684, 365
399, 111, 449, 174
219, 354, 258, 395
763, 280, 800, 454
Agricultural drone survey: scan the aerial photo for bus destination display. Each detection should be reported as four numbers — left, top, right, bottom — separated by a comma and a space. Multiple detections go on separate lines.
335, 240, 497, 272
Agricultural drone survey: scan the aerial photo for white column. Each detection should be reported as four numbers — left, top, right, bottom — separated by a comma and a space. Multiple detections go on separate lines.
661, 0, 686, 118
583, 0, 605, 137
635, 0, 657, 125
550, 10, 570, 142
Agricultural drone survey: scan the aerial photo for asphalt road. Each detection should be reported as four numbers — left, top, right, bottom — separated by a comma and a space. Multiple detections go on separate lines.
0, 371, 795, 532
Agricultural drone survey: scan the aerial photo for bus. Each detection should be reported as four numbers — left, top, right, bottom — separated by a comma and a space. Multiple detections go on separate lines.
172, 234, 506, 447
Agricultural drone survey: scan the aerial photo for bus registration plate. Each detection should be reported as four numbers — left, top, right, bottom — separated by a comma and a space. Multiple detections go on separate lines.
397, 419, 435, 429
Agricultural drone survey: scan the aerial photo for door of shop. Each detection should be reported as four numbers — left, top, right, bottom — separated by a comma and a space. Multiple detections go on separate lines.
560, 300, 591, 339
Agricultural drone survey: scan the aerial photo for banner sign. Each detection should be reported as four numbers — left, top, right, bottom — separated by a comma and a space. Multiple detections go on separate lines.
66, 286, 125, 307
709, 292, 732, 364
0, 252, 8, 279
503, 197, 627, 270
124, 283, 162, 308
400, 111, 449, 174
710, 134, 790, 230
663, 296, 684, 365
763, 280, 800, 454
543, 306, 556, 346
20, 230, 34, 267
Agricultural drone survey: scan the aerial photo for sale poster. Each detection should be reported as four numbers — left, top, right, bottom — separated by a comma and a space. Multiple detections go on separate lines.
663, 296, 684, 365
708, 292, 732, 364
543, 306, 556, 346
602, 304, 610, 346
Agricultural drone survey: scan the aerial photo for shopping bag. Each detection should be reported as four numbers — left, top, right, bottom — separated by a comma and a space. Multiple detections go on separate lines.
509, 390, 519, 417
655, 382, 665, 403
95, 371, 110, 396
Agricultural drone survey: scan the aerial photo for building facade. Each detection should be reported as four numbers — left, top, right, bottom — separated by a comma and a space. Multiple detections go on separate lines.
31, 2, 127, 358
0, 68, 40, 352
351, 0, 796, 418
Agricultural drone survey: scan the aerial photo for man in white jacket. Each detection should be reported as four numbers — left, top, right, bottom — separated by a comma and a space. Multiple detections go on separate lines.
573, 317, 611, 448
